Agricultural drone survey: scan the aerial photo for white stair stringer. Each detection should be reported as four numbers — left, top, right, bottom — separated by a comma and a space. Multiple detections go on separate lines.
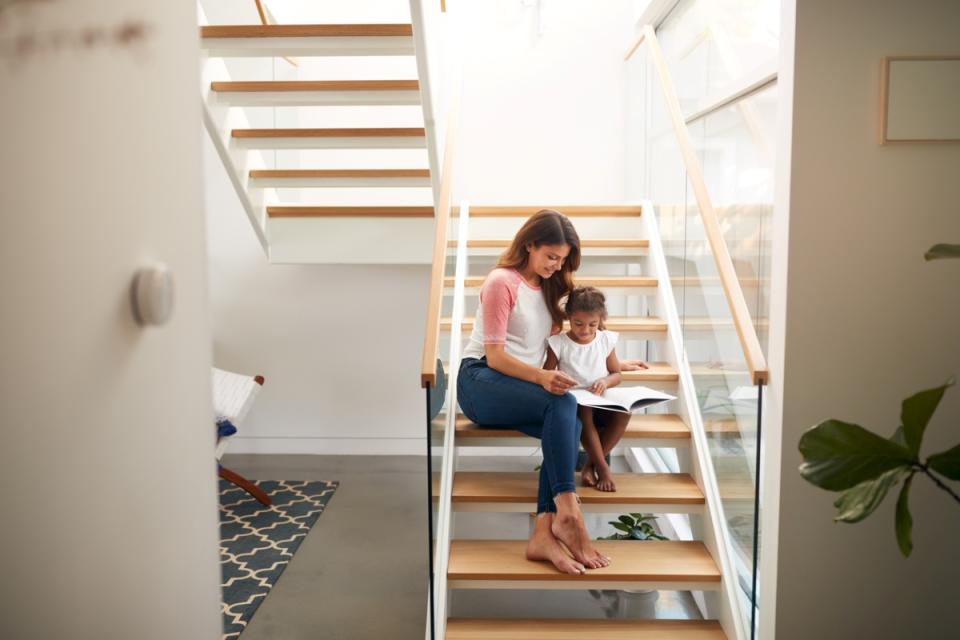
199, 9, 272, 257
632, 200, 748, 640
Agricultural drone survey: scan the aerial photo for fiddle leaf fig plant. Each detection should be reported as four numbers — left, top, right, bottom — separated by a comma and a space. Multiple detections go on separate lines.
924, 243, 960, 261
799, 378, 960, 557
799, 243, 960, 557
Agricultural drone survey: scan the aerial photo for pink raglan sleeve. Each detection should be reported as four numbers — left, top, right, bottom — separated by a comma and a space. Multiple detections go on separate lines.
479, 269, 519, 345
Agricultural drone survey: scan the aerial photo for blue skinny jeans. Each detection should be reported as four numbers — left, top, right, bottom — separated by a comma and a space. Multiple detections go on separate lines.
457, 357, 581, 513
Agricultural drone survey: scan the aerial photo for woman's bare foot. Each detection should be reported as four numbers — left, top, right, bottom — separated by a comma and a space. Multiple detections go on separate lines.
580, 462, 597, 488
595, 464, 617, 492
552, 493, 611, 569
526, 514, 587, 576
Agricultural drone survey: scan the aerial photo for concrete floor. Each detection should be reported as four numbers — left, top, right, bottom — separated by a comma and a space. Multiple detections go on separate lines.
221, 454, 430, 640
222, 454, 702, 639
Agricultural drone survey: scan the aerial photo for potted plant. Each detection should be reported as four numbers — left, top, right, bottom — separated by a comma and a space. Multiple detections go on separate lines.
591, 513, 668, 617
796, 243, 960, 557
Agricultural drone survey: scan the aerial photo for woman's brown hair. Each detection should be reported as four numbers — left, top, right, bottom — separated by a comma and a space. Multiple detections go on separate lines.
496, 209, 581, 327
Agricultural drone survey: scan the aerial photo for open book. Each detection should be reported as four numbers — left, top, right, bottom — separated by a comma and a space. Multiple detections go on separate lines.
570, 386, 675, 414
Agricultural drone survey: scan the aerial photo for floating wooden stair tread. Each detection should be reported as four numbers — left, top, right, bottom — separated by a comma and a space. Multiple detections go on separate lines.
704, 418, 741, 437
446, 276, 657, 289
249, 168, 431, 188
200, 24, 415, 57
268, 206, 433, 218
448, 540, 721, 586
232, 127, 425, 138
454, 206, 642, 217
250, 169, 430, 178
212, 80, 419, 91
446, 472, 704, 507
201, 24, 414, 38
449, 238, 650, 249
446, 618, 726, 640
443, 317, 667, 333
437, 413, 689, 442
210, 80, 422, 106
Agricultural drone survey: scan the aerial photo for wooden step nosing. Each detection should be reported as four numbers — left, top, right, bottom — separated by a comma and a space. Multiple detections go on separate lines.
200, 24, 414, 38
250, 169, 430, 178
232, 127, 426, 138
267, 206, 434, 218
448, 578, 722, 590
445, 618, 727, 639
453, 206, 643, 218
448, 501, 704, 514
212, 80, 419, 92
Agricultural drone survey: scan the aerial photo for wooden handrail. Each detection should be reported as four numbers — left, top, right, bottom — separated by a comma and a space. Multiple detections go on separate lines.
253, 0, 299, 67
420, 84, 462, 388
638, 24, 768, 385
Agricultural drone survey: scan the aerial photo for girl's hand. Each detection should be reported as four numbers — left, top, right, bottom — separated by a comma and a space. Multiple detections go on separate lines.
538, 369, 578, 395
589, 378, 608, 395
620, 359, 649, 371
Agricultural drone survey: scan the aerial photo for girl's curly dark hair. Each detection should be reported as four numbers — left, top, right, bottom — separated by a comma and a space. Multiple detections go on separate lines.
564, 286, 608, 319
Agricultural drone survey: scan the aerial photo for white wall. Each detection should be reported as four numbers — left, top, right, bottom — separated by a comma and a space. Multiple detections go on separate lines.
0, 1, 221, 637
768, 1, 960, 637
205, 135, 431, 454
453, 0, 635, 204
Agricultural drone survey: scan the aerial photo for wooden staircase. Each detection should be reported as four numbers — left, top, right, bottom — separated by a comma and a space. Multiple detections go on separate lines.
199, 12, 437, 263
433, 204, 734, 638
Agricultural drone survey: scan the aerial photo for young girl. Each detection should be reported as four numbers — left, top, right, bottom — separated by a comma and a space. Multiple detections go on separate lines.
545, 286, 635, 492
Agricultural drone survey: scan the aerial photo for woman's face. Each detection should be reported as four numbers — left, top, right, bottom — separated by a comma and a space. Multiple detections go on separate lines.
526, 242, 571, 280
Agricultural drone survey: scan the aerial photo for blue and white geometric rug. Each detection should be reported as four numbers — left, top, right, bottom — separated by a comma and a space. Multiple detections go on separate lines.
218, 479, 339, 640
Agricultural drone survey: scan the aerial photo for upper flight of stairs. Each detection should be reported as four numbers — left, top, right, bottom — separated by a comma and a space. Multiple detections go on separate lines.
200, 18, 435, 263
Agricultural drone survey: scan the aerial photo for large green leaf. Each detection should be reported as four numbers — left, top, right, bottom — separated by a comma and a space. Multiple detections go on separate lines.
895, 474, 914, 557
924, 243, 960, 261
833, 467, 909, 523
900, 380, 955, 455
799, 420, 913, 490
890, 426, 906, 447
928, 443, 960, 480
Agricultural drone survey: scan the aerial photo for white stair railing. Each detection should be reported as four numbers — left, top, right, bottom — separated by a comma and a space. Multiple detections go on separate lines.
428, 200, 470, 640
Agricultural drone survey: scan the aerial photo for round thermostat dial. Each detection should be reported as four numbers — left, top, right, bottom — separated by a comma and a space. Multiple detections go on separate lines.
132, 264, 174, 326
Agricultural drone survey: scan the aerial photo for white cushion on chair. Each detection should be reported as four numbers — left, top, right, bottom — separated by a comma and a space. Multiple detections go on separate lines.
212, 368, 263, 461
212, 367, 262, 424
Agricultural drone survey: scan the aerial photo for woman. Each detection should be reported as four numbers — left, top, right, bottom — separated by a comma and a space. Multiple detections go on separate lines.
457, 209, 611, 575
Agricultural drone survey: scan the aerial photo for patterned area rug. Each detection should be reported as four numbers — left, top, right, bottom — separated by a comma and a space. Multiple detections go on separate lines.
218, 479, 339, 640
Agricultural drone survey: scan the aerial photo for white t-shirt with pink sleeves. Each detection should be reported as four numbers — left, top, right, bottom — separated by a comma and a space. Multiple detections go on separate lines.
462, 268, 555, 367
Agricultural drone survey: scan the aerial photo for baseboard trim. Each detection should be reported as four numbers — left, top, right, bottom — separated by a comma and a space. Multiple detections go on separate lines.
227, 437, 428, 456
226, 437, 555, 457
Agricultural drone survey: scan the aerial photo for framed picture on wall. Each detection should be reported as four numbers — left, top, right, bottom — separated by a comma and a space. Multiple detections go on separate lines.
880, 56, 960, 144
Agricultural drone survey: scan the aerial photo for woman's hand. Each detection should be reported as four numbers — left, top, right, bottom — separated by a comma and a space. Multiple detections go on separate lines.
538, 369, 578, 395
589, 378, 608, 395
620, 359, 649, 371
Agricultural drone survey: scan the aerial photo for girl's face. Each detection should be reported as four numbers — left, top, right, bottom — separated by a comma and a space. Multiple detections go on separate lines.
526, 242, 570, 280
568, 310, 602, 343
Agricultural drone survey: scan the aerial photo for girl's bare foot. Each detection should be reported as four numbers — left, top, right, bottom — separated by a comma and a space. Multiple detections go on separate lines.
552, 493, 611, 569
526, 514, 587, 576
595, 465, 617, 492
580, 462, 597, 488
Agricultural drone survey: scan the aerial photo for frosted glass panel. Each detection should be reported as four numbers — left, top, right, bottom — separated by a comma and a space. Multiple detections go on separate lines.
657, 0, 780, 114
